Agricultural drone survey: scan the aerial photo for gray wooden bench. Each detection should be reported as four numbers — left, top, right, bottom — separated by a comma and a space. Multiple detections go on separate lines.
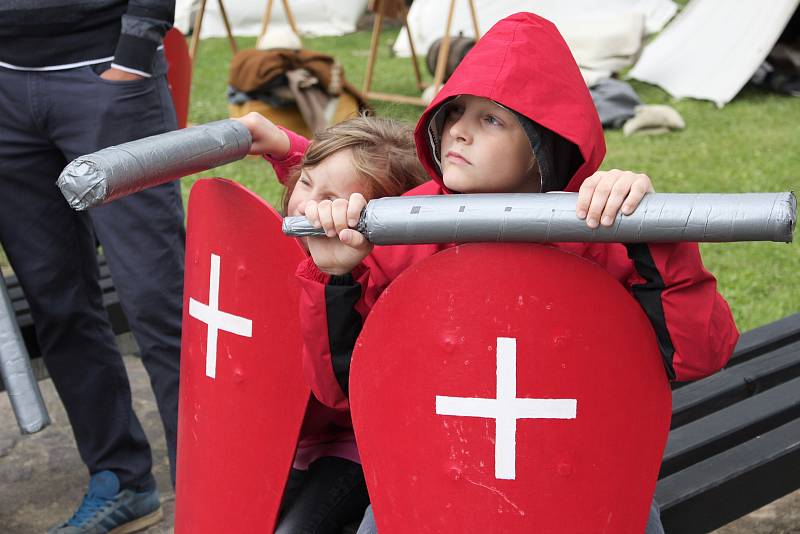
658, 312, 800, 532
5, 264, 799, 532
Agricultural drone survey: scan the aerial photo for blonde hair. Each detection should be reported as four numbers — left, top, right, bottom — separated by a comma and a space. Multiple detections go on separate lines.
281, 115, 428, 213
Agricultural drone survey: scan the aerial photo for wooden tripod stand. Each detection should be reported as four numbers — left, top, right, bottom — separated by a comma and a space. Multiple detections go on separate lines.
188, 0, 238, 60
187, 0, 303, 62
362, 0, 480, 106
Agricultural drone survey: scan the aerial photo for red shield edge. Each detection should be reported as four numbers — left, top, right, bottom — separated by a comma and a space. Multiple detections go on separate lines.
175, 178, 310, 532
351, 243, 671, 533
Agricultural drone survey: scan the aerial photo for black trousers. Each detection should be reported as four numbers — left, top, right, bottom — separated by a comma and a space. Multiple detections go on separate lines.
276, 457, 370, 534
0, 52, 184, 490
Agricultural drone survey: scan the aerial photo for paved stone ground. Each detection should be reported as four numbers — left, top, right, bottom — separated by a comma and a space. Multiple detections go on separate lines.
1, 354, 798, 533
1, 355, 174, 534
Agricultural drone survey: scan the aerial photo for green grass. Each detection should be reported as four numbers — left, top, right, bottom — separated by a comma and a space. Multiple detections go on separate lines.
3, 29, 798, 333
184, 31, 798, 332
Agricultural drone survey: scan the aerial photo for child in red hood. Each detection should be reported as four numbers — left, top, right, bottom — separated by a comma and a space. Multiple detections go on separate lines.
295, 12, 738, 534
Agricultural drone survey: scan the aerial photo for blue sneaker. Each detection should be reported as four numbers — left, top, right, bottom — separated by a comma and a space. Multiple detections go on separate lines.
48, 471, 163, 534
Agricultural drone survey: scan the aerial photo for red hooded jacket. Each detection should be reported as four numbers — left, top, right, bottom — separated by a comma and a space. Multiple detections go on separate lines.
288, 13, 739, 420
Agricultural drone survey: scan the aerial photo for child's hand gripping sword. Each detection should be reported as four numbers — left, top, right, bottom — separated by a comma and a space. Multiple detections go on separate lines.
282, 192, 796, 244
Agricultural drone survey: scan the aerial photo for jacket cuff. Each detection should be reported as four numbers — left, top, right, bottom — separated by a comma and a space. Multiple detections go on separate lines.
295, 257, 368, 284
262, 125, 310, 163
296, 257, 331, 284
113, 34, 159, 76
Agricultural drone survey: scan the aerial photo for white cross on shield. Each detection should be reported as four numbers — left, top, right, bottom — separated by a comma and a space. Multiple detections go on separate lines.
188, 253, 253, 379
436, 337, 577, 480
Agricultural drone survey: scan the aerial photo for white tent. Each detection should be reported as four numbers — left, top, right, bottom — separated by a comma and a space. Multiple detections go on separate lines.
628, 0, 799, 107
392, 0, 678, 86
175, 0, 368, 38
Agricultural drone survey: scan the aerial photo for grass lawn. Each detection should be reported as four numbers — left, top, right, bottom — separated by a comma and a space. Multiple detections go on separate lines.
2, 27, 797, 333
183, 30, 798, 333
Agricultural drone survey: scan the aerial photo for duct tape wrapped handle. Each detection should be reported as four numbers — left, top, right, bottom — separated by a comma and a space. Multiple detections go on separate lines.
57, 120, 253, 210
282, 211, 369, 237
0, 276, 50, 434
282, 192, 796, 245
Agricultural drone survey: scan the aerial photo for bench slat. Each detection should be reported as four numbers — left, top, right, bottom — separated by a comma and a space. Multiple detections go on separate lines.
661, 375, 800, 478
657, 418, 800, 534
670, 314, 800, 391
671, 340, 800, 428
724, 312, 800, 367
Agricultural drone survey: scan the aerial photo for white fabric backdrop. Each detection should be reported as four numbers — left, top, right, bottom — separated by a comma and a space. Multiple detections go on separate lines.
392, 0, 678, 85
392, 0, 677, 54
175, 0, 368, 38
628, 0, 799, 107
173, 0, 684, 86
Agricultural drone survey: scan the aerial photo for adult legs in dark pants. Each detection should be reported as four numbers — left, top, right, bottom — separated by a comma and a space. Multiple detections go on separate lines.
0, 69, 155, 493
89, 180, 184, 487
0, 49, 183, 497
50, 52, 185, 488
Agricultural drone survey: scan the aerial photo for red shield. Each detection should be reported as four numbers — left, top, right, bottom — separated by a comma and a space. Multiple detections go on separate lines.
351, 243, 671, 533
175, 178, 309, 532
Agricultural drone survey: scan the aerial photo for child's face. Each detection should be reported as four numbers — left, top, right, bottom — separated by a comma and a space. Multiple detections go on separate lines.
440, 95, 538, 194
287, 148, 366, 218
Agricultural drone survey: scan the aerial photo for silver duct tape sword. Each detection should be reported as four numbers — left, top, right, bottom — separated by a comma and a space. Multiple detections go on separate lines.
57, 119, 253, 210
282, 192, 797, 244
0, 276, 50, 434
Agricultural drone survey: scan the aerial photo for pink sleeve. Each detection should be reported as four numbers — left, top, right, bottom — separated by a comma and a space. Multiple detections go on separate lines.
261, 126, 311, 185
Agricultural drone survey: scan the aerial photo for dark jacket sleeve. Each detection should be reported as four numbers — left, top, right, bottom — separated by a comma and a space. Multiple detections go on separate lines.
113, 0, 175, 76
295, 258, 372, 411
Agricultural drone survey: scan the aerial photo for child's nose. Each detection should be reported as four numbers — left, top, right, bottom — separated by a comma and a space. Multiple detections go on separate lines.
296, 198, 310, 215
448, 117, 471, 143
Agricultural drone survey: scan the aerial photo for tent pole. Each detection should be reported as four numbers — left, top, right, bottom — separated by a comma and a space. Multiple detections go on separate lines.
431, 0, 458, 94
189, 0, 208, 60
282, 0, 301, 36
403, 7, 425, 90
363, 0, 384, 95
218, 0, 238, 54
468, 0, 481, 38
259, 0, 274, 41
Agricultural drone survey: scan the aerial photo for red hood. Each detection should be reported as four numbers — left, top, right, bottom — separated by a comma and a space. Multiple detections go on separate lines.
414, 12, 605, 193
